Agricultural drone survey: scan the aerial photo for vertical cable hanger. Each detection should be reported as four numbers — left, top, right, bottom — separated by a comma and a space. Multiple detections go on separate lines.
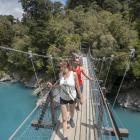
28, 50, 43, 96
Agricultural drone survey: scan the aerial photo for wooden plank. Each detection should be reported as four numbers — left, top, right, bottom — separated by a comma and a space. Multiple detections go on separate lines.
91, 91, 98, 140
31, 120, 52, 129
85, 57, 95, 140
67, 107, 78, 140
86, 79, 90, 140
89, 94, 95, 140
102, 127, 129, 137
79, 80, 87, 140
51, 115, 63, 140
79, 58, 87, 140
74, 109, 82, 140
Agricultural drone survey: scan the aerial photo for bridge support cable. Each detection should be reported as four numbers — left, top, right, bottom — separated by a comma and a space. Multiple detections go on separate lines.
28, 50, 44, 96
8, 106, 38, 140
88, 55, 123, 140
88, 57, 113, 139
50, 55, 57, 81
0, 45, 72, 60
34, 85, 59, 130
98, 57, 106, 80
104, 55, 114, 87
94, 72, 121, 140
87, 57, 107, 138
88, 57, 113, 140
112, 48, 135, 109
7, 49, 60, 139
112, 57, 130, 109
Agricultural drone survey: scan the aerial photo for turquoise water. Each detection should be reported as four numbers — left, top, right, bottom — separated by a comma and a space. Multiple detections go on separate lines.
1, 82, 140, 140
113, 106, 140, 140
0, 82, 36, 140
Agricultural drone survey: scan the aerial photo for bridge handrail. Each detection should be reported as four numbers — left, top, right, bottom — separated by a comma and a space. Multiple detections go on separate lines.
8, 80, 59, 140
88, 56, 122, 140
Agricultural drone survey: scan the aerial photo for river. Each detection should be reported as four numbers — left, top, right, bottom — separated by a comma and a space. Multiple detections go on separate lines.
0, 82, 139, 140
113, 106, 140, 140
0, 82, 37, 140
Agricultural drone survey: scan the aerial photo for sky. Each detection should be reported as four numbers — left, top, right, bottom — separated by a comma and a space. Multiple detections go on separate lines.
0, 0, 67, 20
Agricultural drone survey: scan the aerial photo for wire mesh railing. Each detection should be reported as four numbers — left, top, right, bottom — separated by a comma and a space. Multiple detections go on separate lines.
9, 87, 61, 140
88, 56, 124, 140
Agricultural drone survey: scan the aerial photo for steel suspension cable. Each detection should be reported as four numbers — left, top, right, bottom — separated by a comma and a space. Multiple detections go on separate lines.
88, 56, 115, 140
8, 106, 38, 140
112, 48, 136, 109
0, 46, 72, 60
96, 60, 100, 71
104, 56, 114, 87
112, 57, 130, 109
11, 80, 60, 140
98, 57, 105, 79
50, 55, 57, 81
8, 51, 47, 139
88, 56, 120, 140
28, 51, 44, 96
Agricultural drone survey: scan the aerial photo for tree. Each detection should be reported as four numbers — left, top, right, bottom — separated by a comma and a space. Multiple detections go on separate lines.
0, 16, 14, 46
67, 0, 97, 9
20, 0, 52, 20
103, 0, 122, 13
129, 0, 140, 21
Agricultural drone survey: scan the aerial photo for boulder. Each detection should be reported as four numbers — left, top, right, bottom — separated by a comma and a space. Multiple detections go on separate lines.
0, 74, 12, 82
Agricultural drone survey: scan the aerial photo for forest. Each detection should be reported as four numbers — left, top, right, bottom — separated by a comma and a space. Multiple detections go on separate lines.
0, 0, 140, 85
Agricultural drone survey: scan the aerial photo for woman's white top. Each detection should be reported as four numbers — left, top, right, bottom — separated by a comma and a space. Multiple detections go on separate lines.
59, 71, 77, 101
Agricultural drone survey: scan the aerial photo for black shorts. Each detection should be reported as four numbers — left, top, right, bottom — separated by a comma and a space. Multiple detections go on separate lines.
60, 98, 76, 105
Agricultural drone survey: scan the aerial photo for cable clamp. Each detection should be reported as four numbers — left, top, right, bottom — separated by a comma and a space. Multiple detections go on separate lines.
28, 50, 33, 58
129, 48, 135, 59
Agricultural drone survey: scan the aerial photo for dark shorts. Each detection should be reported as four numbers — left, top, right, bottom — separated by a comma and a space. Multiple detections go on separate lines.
60, 98, 76, 105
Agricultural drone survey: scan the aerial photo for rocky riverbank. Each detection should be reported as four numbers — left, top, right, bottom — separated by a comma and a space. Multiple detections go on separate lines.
0, 72, 52, 97
0, 72, 37, 88
118, 90, 140, 111
114, 78, 140, 111
0, 73, 13, 82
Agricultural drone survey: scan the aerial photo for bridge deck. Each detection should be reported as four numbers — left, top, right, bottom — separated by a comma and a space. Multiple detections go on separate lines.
51, 57, 97, 140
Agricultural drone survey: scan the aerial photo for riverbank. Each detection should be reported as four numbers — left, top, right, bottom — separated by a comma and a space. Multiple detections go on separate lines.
0, 72, 39, 88
0, 72, 43, 88
107, 77, 140, 111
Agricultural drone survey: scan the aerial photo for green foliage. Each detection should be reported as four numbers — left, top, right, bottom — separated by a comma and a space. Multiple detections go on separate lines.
103, 0, 122, 13
20, 0, 52, 20
67, 0, 96, 9
129, 0, 140, 21
0, 16, 14, 46
132, 59, 140, 77
0, 0, 140, 80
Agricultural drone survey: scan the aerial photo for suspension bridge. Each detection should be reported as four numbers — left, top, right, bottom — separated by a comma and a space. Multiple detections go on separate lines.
0, 45, 134, 140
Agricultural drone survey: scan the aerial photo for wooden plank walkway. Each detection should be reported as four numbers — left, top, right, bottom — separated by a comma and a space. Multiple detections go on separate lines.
51, 57, 97, 140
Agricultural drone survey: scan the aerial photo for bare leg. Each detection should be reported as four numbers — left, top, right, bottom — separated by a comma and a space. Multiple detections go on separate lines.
67, 104, 70, 121
69, 103, 75, 119
76, 101, 80, 110
69, 103, 76, 128
61, 104, 68, 138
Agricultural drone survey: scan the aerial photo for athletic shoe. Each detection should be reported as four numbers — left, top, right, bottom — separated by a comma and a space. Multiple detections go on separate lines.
75, 105, 80, 111
69, 118, 75, 128
63, 137, 68, 140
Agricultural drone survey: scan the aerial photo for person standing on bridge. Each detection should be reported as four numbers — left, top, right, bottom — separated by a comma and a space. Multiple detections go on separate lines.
47, 60, 83, 140
74, 58, 93, 110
